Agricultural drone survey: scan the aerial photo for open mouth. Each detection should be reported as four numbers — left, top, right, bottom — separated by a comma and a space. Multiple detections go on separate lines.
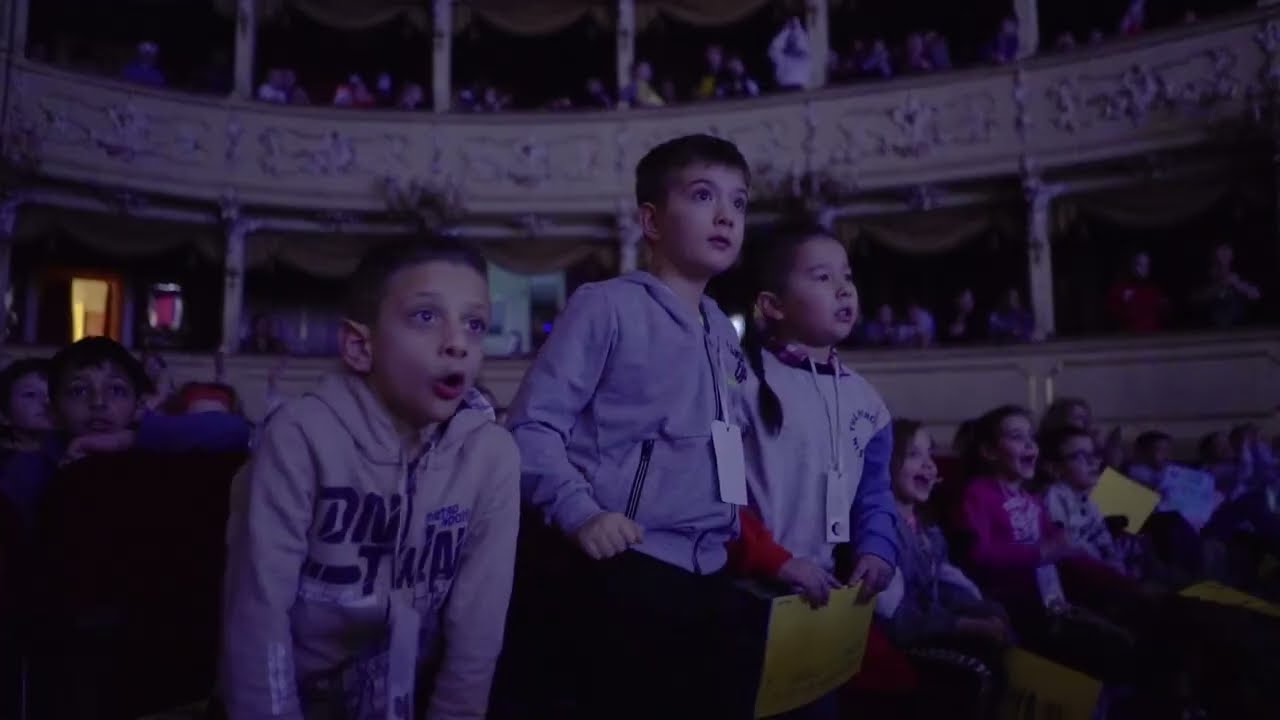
835, 307, 855, 323
432, 372, 467, 401
87, 418, 116, 432
707, 235, 732, 250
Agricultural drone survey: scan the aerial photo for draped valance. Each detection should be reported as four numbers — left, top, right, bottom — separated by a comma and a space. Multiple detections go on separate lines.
212, 0, 800, 36
835, 205, 1020, 256
13, 206, 614, 278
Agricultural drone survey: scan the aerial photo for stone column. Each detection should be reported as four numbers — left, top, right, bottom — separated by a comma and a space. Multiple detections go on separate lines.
617, 205, 642, 274
432, 0, 453, 113
233, 0, 256, 100
1, 0, 30, 58
220, 205, 260, 354
616, 0, 636, 102
0, 198, 21, 345
1014, 0, 1039, 60
804, 0, 829, 89
1023, 174, 1060, 341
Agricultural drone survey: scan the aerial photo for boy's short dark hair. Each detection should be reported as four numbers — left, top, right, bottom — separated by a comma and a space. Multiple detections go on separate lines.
1039, 426, 1094, 463
0, 357, 50, 414
1135, 430, 1172, 452
344, 234, 489, 326
635, 134, 750, 207
48, 337, 151, 397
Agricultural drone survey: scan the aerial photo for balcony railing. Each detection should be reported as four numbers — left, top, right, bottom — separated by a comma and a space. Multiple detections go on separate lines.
4, 8, 1277, 216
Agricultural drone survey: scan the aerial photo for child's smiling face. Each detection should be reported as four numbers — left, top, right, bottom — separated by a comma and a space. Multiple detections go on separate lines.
893, 428, 938, 505
985, 413, 1038, 482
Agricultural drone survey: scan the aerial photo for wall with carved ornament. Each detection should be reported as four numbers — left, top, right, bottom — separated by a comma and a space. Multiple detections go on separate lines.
3, 9, 1277, 216
5, 330, 1277, 454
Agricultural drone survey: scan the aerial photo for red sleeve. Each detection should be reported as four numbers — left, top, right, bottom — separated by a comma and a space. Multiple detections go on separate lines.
727, 507, 792, 578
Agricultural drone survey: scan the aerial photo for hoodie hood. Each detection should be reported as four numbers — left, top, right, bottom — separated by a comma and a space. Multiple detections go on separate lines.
307, 372, 495, 465
617, 271, 735, 336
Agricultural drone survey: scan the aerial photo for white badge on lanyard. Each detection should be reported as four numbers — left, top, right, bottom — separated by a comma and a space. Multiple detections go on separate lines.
707, 337, 748, 505
1035, 564, 1067, 609
811, 356, 851, 542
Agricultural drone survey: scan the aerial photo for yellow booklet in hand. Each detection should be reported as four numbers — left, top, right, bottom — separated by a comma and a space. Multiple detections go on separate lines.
754, 584, 874, 718
1090, 467, 1160, 530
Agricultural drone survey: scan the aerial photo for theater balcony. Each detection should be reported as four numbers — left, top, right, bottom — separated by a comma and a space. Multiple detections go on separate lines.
1, 1, 1278, 447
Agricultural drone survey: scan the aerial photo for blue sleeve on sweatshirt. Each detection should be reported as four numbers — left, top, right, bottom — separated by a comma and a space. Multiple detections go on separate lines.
850, 424, 898, 567
0, 449, 58, 531
135, 412, 252, 454
506, 285, 616, 534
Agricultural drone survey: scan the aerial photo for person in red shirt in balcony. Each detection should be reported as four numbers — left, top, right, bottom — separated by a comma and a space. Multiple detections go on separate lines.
1106, 250, 1167, 334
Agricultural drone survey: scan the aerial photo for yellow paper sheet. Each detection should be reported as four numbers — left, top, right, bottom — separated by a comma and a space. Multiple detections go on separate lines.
1179, 581, 1280, 618
1001, 648, 1103, 720
1089, 467, 1161, 530
754, 584, 874, 718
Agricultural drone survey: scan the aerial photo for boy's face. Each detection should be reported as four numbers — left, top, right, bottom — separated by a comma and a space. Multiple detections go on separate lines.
1143, 438, 1171, 469
5, 371, 52, 433
344, 260, 490, 429
641, 163, 748, 282
763, 236, 857, 347
1056, 435, 1101, 491
56, 362, 141, 437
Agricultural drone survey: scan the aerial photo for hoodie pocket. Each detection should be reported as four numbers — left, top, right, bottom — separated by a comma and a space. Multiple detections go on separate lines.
624, 439, 655, 521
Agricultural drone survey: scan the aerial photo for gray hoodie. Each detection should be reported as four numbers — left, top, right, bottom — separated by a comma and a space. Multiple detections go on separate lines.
220, 373, 519, 720
507, 272, 746, 574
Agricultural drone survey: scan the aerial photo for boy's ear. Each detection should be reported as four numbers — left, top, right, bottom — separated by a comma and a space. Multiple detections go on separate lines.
757, 291, 785, 323
339, 318, 374, 374
637, 202, 661, 243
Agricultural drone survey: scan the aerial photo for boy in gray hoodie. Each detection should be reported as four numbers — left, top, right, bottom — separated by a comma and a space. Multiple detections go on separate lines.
220, 237, 520, 720
506, 134, 757, 719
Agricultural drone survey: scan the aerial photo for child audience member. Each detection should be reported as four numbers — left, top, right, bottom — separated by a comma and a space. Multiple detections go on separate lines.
735, 221, 897, 601
878, 419, 1010, 719
220, 236, 519, 719
0, 357, 51, 456
1040, 428, 1128, 575
878, 419, 1007, 648
505, 134, 756, 719
955, 406, 1141, 682
1, 338, 251, 530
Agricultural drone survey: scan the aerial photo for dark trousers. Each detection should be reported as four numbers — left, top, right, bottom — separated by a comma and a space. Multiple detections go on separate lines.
491, 518, 763, 720
578, 550, 762, 720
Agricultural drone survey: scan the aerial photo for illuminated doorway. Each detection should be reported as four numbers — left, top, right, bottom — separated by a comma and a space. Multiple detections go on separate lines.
70, 277, 110, 341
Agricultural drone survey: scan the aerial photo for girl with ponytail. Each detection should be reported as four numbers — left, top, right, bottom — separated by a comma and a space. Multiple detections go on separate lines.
732, 219, 899, 610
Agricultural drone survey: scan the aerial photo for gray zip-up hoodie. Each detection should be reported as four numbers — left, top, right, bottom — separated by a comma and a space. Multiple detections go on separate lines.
220, 373, 519, 720
507, 272, 746, 573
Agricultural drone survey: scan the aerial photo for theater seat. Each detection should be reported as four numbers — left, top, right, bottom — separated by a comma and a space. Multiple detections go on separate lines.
30, 449, 247, 720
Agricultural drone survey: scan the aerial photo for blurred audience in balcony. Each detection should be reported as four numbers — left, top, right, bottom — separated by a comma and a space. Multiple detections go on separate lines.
120, 41, 165, 87
1107, 250, 1168, 334
718, 55, 761, 99
769, 17, 811, 91
988, 287, 1035, 342
693, 44, 725, 100
396, 82, 425, 111
925, 31, 952, 71
332, 73, 376, 108
1194, 243, 1262, 329
240, 314, 287, 356
903, 33, 934, 74
580, 77, 615, 110
1119, 0, 1147, 36
987, 17, 1020, 65
944, 288, 983, 345
621, 60, 665, 108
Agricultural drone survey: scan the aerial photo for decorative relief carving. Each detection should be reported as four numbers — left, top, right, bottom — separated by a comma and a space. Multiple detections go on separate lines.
31, 92, 213, 165
832, 91, 998, 163
458, 134, 603, 189
256, 128, 409, 177
1047, 47, 1244, 133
